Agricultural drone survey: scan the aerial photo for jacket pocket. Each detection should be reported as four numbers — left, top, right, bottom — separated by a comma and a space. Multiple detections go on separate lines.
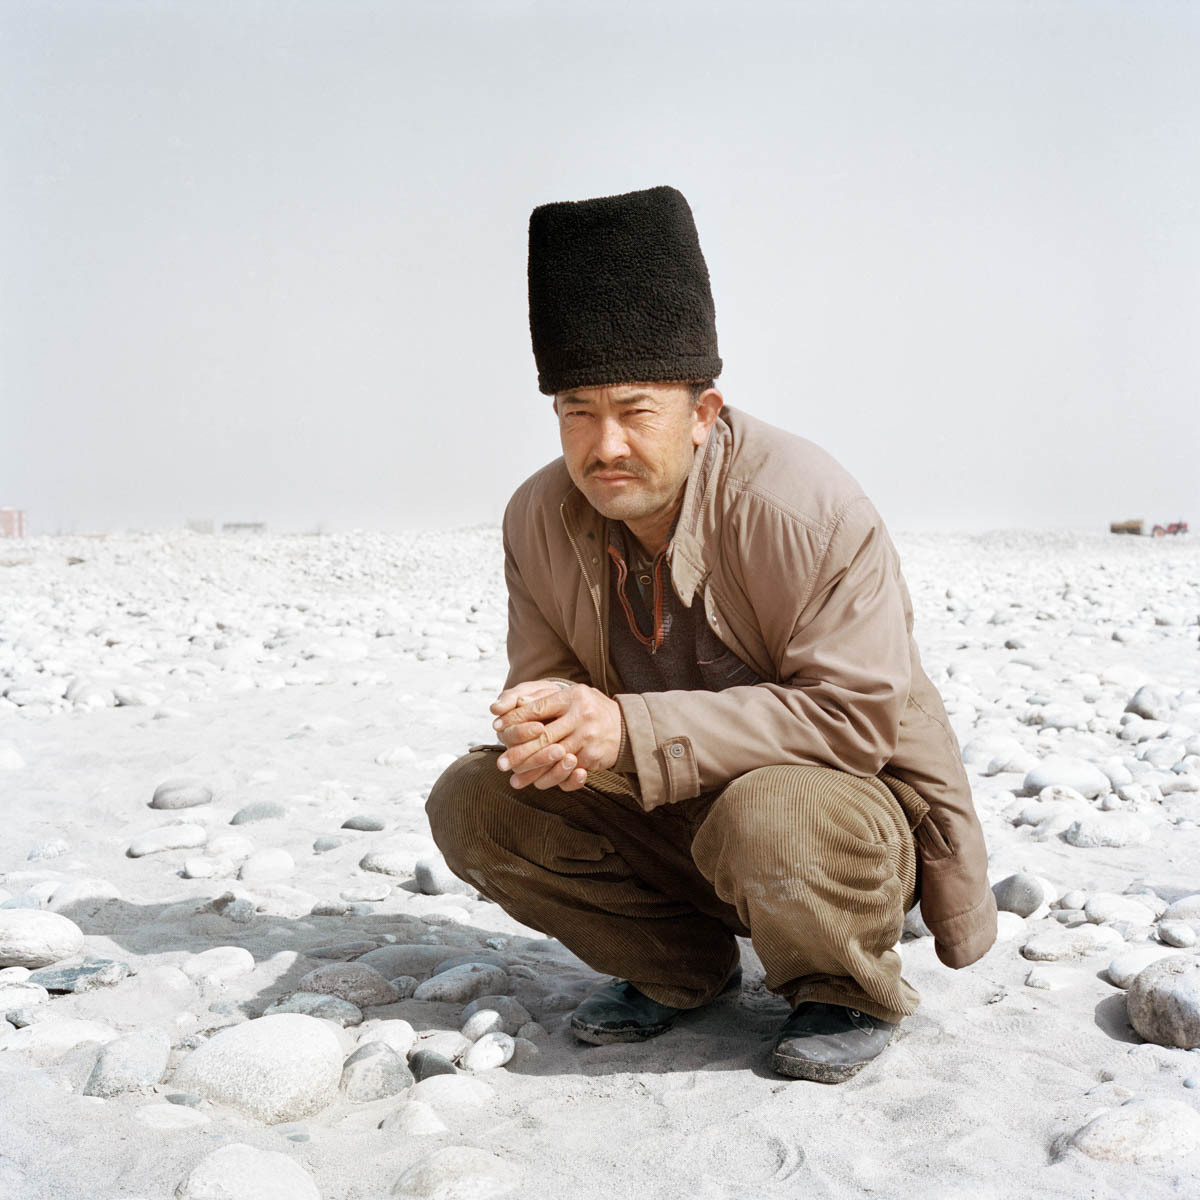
913, 813, 954, 862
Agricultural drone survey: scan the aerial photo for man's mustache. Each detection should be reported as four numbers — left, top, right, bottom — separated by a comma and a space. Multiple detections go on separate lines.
585, 460, 646, 479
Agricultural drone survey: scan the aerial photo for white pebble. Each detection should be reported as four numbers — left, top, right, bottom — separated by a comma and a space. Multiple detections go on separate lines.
239, 849, 295, 883
0, 910, 84, 969
176, 1143, 320, 1200
392, 1146, 519, 1199
462, 1032, 514, 1071
1071, 1098, 1200, 1162
180, 945, 255, 984
127, 824, 207, 857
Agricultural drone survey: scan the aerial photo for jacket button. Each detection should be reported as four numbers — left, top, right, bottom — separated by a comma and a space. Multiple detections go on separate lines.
668, 743, 685, 758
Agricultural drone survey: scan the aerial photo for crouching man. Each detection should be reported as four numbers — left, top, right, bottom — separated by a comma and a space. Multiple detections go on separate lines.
426, 185, 995, 1082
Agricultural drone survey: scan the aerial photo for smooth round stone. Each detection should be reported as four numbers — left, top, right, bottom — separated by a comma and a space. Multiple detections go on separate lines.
342, 814, 387, 832
1105, 947, 1179, 989
1025, 967, 1057, 990
414, 858, 475, 898
239, 849, 294, 883
1064, 814, 1151, 848
0, 1018, 117, 1065
392, 1147, 519, 1199
462, 1032, 514, 1071
1021, 758, 1111, 799
176, 1143, 321, 1200
183, 857, 220, 880
313, 835, 354, 854
515, 1022, 546, 1042
1070, 1098, 1200, 1162
379, 1100, 448, 1135
127, 824, 207, 857
340, 881, 391, 903
0, 910, 84, 968
264, 992, 363, 1027
1085, 893, 1162, 925
408, 1048, 459, 1082
134, 1104, 211, 1129
1058, 889, 1088, 911
992, 873, 1055, 918
1126, 956, 1200, 1049
151, 778, 213, 810
48, 878, 122, 914
357, 1019, 417, 1058
358, 945, 456, 978
0, 981, 49, 1008
341, 1041, 414, 1102
1159, 921, 1197, 948
1163, 895, 1200, 923
1021, 925, 1125, 962
461, 1010, 504, 1042
413, 964, 509, 1005
181, 946, 255, 984
172, 1014, 343, 1123
84, 1029, 171, 1096
230, 801, 289, 825
208, 834, 254, 859
298, 963, 398, 1007
460, 996, 532, 1036
431, 953, 510, 976
359, 850, 413, 878
1125, 685, 1174, 723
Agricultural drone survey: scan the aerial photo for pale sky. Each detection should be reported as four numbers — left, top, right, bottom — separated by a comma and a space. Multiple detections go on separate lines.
2, 0, 1197, 536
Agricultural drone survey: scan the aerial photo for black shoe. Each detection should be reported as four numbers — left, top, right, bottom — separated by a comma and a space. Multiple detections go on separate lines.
570, 968, 742, 1045
770, 1002, 897, 1083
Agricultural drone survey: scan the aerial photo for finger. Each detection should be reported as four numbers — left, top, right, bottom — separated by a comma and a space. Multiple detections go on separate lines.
496, 720, 546, 748
499, 737, 562, 774
495, 689, 571, 732
531, 752, 579, 790
502, 738, 568, 776
490, 682, 561, 717
509, 752, 570, 790
558, 767, 589, 792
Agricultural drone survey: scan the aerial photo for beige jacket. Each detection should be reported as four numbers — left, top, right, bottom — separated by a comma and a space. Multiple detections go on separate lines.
501, 406, 997, 969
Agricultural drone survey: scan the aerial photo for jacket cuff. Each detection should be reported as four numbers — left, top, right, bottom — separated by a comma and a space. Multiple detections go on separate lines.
613, 716, 637, 773
616, 693, 700, 810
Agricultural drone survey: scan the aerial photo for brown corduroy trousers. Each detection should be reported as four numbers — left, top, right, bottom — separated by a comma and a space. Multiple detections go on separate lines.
426, 750, 920, 1023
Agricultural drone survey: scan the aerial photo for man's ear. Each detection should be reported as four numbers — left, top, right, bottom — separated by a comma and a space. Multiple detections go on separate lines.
691, 388, 725, 446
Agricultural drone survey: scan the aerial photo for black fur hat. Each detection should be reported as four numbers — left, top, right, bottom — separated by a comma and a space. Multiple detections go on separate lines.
527, 185, 722, 395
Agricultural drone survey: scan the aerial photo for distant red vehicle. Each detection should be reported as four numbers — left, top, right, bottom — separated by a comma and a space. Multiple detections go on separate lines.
1152, 520, 1189, 536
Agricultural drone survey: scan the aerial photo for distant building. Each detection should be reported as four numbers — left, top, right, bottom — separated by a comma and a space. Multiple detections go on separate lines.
1, 509, 26, 538
222, 522, 267, 535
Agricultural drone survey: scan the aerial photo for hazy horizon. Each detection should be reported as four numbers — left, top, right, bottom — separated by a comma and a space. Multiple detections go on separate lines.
3, 1, 1197, 538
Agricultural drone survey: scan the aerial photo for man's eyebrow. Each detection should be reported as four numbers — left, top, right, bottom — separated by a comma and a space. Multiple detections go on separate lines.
558, 392, 657, 406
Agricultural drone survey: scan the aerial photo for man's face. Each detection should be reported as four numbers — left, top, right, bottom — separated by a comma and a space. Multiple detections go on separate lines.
554, 382, 723, 529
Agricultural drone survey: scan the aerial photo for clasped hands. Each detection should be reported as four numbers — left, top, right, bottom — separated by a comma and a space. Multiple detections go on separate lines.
489, 679, 622, 791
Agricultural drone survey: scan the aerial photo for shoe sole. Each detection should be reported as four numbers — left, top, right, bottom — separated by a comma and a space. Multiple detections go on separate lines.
770, 1048, 870, 1083
570, 1018, 677, 1045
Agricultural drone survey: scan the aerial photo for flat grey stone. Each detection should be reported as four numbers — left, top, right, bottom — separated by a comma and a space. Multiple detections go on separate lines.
407, 1048, 458, 1082
305, 941, 381, 961
230, 800, 288, 825
127, 824, 207, 857
264, 992, 363, 1027
432, 952, 509, 976
28, 958, 130, 994
341, 1041, 414, 1102
298, 963, 398, 1007
342, 814, 386, 832
313, 835, 354, 854
358, 944, 456, 979
84, 1029, 170, 1097
413, 964, 509, 1004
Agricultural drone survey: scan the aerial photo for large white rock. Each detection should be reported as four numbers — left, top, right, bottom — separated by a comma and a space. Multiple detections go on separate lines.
1021, 757, 1111, 799
47, 878, 122, 914
1064, 813, 1151, 848
151, 778, 214, 810
180, 946, 256, 984
1105, 947, 1179, 989
1021, 925, 1125, 961
392, 1147, 519, 1199
171, 1014, 343, 1123
1126, 955, 1200, 1049
127, 824, 208, 857
412, 964, 509, 1005
1125, 685, 1175, 723
84, 1029, 171, 1097
0, 1018, 117, 1065
1070, 1099, 1200, 1163
0, 910, 84, 968
175, 1143, 321, 1200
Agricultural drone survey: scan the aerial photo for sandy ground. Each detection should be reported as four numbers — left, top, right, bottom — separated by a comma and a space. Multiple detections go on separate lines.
1, 527, 1199, 1199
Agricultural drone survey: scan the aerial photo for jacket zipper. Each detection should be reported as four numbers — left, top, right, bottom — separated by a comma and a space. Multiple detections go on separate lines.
560, 499, 609, 694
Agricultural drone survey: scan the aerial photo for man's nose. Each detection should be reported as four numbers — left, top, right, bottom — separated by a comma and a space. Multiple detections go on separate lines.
594, 416, 630, 463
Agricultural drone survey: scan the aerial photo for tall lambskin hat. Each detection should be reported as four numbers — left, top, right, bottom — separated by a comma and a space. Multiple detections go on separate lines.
527, 185, 722, 395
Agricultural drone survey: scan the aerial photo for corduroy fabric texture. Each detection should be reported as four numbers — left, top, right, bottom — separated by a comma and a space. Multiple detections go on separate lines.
427, 750, 919, 1022
527, 185, 722, 395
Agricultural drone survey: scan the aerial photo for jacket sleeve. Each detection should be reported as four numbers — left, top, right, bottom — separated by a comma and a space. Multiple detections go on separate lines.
502, 508, 589, 692
617, 496, 912, 810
